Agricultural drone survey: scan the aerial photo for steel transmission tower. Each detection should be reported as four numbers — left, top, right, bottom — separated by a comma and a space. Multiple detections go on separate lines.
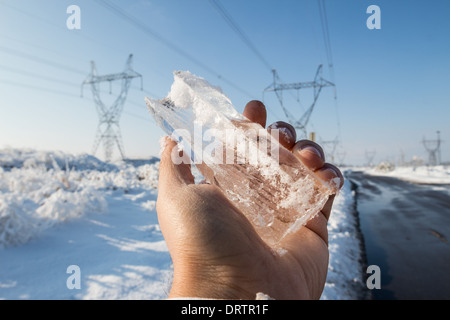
263, 65, 335, 138
422, 131, 442, 166
320, 137, 339, 163
81, 54, 142, 162
365, 150, 376, 167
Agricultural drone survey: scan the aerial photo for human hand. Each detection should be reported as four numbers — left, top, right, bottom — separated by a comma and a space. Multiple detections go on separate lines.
157, 100, 344, 300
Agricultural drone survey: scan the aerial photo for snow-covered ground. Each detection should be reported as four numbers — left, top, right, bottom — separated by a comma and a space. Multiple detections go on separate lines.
364, 164, 450, 185
0, 148, 366, 300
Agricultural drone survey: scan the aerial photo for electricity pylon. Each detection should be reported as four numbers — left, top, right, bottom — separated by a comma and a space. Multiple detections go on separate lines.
263, 65, 335, 138
365, 150, 376, 167
423, 131, 441, 166
81, 54, 142, 162
336, 150, 346, 167
320, 137, 339, 163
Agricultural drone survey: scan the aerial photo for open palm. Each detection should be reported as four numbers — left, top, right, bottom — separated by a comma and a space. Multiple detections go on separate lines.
157, 101, 343, 300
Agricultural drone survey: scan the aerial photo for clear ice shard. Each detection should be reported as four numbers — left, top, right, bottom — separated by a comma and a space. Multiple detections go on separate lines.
145, 71, 333, 247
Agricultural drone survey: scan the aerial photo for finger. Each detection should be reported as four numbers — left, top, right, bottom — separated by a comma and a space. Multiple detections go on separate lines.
304, 204, 330, 244
158, 137, 195, 196
314, 163, 344, 194
319, 194, 336, 221
267, 121, 297, 150
292, 140, 325, 171
300, 162, 343, 244
286, 195, 336, 248
291, 142, 343, 243
243, 100, 267, 128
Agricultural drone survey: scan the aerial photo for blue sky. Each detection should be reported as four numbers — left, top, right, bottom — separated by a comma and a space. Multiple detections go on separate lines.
1, 0, 449, 165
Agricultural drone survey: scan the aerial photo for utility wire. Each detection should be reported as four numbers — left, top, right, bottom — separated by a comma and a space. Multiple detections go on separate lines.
0, 64, 80, 87
207, 0, 285, 120
0, 41, 155, 103
0, 79, 152, 123
0, 45, 150, 110
0, 78, 82, 99
208, 0, 273, 72
305, 0, 324, 64
0, 1, 171, 87
94, 0, 254, 98
317, 0, 334, 83
0, 45, 86, 76
208, 0, 311, 120
0, 1, 251, 118
0, 33, 90, 66
0, 65, 150, 115
317, 0, 342, 146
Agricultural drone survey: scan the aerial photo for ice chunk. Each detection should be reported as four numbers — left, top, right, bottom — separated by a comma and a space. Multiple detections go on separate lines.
145, 71, 333, 247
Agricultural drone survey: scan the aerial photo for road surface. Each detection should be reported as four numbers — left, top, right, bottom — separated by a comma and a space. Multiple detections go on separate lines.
348, 171, 450, 299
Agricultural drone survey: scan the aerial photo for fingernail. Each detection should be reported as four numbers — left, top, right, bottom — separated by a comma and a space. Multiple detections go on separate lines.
324, 167, 343, 190
300, 146, 322, 158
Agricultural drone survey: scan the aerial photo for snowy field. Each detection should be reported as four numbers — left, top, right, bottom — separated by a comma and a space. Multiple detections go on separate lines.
0, 148, 366, 300
364, 164, 450, 185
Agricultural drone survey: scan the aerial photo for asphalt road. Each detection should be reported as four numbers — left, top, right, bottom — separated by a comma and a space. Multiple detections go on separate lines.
348, 171, 450, 300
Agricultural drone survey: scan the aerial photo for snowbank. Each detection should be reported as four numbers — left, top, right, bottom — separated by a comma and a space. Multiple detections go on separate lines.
0, 149, 365, 300
321, 177, 368, 300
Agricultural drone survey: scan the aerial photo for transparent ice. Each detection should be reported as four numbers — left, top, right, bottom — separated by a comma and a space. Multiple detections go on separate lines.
145, 71, 333, 247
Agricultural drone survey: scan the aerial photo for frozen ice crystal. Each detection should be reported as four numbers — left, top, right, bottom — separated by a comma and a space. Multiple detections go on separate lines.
145, 71, 333, 247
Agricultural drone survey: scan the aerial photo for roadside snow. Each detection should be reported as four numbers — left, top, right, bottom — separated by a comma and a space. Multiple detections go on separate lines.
0, 149, 365, 300
321, 177, 367, 300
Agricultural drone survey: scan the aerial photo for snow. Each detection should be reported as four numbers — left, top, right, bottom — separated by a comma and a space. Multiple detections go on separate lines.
321, 178, 367, 300
0, 148, 365, 299
364, 165, 450, 185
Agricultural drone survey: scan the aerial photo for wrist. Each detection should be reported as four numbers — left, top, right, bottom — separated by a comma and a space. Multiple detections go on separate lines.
168, 262, 256, 300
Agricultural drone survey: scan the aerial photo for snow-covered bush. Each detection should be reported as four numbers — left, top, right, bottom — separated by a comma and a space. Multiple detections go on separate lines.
0, 149, 159, 249
375, 161, 395, 172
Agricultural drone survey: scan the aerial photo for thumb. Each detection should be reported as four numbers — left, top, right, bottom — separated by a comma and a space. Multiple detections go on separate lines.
158, 137, 195, 196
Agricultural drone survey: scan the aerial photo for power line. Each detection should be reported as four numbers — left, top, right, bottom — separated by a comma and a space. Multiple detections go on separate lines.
1, 0, 253, 99
0, 33, 154, 107
93, 0, 254, 99
208, 0, 273, 72
0, 64, 80, 87
208, 0, 322, 123
0, 45, 86, 76
0, 78, 152, 123
304, 0, 324, 65
0, 33, 90, 66
0, 1, 171, 86
207, 0, 288, 120
0, 46, 152, 107
0, 78, 82, 99
0, 43, 155, 105
317, 0, 342, 149
0, 0, 66, 31
317, 0, 334, 80
0, 64, 148, 112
